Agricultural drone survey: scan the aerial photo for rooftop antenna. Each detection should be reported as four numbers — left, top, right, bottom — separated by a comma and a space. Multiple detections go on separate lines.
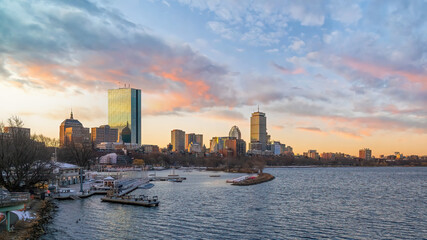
70, 108, 74, 119
258, 105, 259, 112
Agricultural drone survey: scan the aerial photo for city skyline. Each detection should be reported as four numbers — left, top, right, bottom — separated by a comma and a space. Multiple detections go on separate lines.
1, 1, 426, 156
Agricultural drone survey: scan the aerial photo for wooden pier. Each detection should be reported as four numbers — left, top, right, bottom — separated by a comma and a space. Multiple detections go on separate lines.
101, 196, 159, 207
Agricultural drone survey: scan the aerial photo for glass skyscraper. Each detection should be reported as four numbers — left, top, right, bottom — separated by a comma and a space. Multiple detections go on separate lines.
108, 88, 141, 145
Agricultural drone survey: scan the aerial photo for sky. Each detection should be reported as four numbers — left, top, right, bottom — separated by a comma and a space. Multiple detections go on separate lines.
0, 0, 426, 156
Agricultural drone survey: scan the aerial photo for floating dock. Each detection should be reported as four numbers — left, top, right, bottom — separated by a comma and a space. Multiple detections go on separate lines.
101, 196, 159, 207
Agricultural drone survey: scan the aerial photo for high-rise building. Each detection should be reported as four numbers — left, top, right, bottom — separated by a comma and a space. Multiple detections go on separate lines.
359, 148, 372, 160
171, 129, 185, 152
59, 111, 90, 147
195, 134, 203, 147
108, 87, 141, 145
185, 133, 196, 150
185, 133, 203, 151
229, 126, 242, 139
91, 125, 118, 144
250, 111, 267, 151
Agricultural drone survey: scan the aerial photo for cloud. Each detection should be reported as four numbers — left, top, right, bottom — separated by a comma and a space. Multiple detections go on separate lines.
272, 125, 284, 130
297, 127, 322, 133
0, 0, 238, 115
265, 48, 279, 53
271, 62, 305, 75
288, 38, 305, 51
201, 109, 246, 122
162, 1, 170, 7
329, 1, 362, 24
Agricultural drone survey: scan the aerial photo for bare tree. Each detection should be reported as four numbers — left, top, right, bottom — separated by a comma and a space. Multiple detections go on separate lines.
58, 141, 94, 169
0, 116, 55, 191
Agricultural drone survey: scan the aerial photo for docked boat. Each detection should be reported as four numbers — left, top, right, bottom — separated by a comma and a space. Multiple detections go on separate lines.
101, 194, 159, 207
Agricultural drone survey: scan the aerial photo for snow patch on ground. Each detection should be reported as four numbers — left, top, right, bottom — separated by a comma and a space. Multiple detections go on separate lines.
12, 211, 36, 221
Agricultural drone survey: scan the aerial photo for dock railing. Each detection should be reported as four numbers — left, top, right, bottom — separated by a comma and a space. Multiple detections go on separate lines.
0, 192, 31, 207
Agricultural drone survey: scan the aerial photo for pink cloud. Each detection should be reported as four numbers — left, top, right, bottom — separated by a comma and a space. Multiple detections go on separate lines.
343, 58, 427, 89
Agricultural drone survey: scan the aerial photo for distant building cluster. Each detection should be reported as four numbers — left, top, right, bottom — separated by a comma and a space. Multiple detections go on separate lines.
50, 86, 425, 162
171, 130, 204, 153
209, 126, 246, 157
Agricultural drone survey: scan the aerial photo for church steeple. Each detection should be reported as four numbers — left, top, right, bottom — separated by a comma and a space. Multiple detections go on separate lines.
70, 109, 74, 119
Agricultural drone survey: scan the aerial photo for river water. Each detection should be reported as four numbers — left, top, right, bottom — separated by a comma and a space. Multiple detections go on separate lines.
41, 167, 426, 239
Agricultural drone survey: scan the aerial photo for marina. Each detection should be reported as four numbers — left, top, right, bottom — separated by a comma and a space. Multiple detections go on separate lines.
40, 168, 427, 240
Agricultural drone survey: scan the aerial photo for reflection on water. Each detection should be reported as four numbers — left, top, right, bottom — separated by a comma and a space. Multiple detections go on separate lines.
42, 167, 427, 239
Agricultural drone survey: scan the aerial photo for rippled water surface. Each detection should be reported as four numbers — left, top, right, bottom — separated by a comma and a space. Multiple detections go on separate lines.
42, 167, 427, 239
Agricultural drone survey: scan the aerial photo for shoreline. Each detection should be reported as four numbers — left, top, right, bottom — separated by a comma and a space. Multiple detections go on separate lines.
0, 199, 55, 240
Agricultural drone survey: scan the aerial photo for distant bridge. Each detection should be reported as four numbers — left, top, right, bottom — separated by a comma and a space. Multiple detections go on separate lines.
0, 192, 30, 232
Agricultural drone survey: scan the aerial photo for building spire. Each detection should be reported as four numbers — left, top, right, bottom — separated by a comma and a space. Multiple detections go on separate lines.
70, 108, 74, 119
258, 105, 259, 112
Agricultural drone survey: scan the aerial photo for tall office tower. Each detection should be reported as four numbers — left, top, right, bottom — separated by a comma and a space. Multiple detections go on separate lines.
108, 87, 141, 145
359, 148, 372, 160
250, 111, 267, 151
171, 129, 185, 152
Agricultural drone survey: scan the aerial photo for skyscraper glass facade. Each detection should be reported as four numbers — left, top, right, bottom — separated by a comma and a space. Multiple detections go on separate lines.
108, 88, 141, 145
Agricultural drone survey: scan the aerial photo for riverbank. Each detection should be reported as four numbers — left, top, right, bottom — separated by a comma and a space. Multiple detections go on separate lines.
0, 199, 55, 240
231, 173, 275, 186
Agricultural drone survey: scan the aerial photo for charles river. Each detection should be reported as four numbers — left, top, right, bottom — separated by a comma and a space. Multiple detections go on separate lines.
42, 167, 426, 239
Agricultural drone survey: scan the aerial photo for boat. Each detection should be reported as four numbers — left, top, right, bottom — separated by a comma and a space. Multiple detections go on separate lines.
209, 175, 221, 177
101, 194, 159, 207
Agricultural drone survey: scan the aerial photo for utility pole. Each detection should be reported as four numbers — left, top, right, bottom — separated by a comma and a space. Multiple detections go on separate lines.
79, 168, 84, 193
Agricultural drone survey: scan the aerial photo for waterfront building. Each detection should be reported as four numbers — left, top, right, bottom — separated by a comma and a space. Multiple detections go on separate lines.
53, 162, 81, 186
108, 87, 141, 145
91, 125, 118, 144
59, 111, 90, 147
229, 126, 242, 139
359, 148, 372, 160
250, 111, 267, 151
171, 129, 185, 152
